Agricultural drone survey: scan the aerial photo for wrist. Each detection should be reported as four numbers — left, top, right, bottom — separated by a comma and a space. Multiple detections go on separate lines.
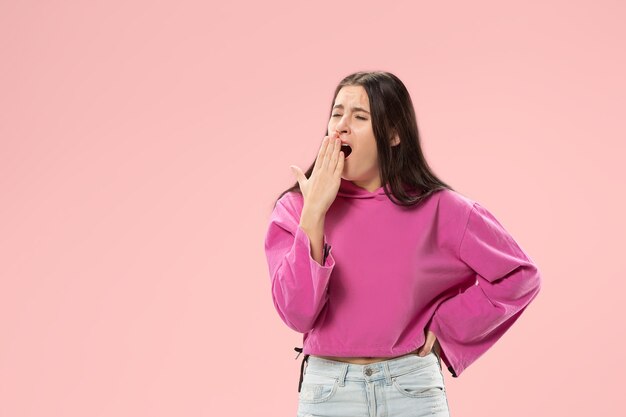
300, 206, 325, 227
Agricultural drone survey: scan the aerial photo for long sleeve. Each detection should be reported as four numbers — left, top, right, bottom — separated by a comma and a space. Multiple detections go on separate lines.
264, 195, 336, 333
427, 202, 542, 377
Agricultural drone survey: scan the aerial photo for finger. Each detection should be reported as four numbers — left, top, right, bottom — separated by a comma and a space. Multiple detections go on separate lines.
313, 136, 330, 173
328, 136, 342, 170
323, 137, 340, 171
335, 148, 345, 177
321, 137, 334, 171
425, 331, 437, 352
417, 331, 436, 356
290, 165, 303, 184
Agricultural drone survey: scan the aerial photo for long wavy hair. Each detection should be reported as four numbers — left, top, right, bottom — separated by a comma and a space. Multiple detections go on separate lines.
273, 71, 455, 208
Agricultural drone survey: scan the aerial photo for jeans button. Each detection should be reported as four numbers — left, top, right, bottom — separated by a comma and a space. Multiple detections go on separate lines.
364, 368, 373, 376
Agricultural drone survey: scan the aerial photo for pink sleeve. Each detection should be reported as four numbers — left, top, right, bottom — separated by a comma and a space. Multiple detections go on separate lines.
427, 202, 542, 377
263, 195, 336, 333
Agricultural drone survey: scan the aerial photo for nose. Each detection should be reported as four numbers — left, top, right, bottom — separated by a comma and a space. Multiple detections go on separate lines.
334, 116, 350, 136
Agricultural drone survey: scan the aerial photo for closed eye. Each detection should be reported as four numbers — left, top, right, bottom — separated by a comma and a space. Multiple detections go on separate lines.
332, 114, 368, 120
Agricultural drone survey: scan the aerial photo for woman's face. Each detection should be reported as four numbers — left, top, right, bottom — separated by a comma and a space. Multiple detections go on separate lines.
328, 85, 381, 190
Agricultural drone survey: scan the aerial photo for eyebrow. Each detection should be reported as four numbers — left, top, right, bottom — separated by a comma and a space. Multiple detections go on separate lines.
332, 104, 370, 114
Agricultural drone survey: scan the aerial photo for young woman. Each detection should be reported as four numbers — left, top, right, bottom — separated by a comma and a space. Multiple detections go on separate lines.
264, 71, 541, 417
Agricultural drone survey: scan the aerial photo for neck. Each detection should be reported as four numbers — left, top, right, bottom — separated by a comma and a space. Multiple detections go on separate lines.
351, 177, 382, 193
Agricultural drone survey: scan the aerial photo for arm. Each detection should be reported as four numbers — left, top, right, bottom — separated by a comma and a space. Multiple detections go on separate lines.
427, 202, 542, 377
299, 204, 326, 266
264, 196, 335, 333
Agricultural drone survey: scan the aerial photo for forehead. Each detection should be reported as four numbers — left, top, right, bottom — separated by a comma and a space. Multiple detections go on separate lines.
334, 85, 369, 107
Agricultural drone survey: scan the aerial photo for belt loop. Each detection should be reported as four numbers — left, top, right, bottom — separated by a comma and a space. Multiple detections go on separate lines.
382, 360, 392, 385
337, 362, 349, 386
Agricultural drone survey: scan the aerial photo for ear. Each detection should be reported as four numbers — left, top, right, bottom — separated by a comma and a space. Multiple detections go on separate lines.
390, 131, 400, 147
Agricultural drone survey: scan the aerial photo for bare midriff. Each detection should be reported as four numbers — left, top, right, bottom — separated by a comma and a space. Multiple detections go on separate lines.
311, 347, 425, 364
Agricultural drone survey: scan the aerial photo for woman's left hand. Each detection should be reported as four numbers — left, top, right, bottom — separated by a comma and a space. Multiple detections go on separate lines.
417, 329, 439, 357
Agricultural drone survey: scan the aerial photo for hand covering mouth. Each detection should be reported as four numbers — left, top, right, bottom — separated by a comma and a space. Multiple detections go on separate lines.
341, 143, 352, 158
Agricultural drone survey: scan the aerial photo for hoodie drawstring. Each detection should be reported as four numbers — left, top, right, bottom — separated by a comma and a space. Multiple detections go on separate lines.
294, 347, 310, 393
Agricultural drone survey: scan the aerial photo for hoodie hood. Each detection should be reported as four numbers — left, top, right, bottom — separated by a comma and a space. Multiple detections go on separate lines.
337, 178, 387, 199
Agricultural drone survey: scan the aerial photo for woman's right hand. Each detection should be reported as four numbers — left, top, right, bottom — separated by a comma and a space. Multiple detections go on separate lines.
290, 132, 345, 215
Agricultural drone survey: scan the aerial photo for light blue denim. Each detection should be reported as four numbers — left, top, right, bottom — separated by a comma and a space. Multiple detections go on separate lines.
297, 350, 450, 417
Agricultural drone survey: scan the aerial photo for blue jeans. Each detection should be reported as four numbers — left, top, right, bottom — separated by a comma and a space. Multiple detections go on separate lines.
297, 350, 450, 417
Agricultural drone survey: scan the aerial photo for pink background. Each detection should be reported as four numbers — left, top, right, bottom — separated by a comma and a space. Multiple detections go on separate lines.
1, 1, 624, 416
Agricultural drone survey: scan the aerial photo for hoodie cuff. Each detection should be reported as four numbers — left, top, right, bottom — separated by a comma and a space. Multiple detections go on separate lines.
295, 224, 335, 269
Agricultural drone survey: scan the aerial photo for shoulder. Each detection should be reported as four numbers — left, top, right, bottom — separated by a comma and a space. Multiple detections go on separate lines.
277, 191, 304, 211
437, 189, 510, 229
270, 191, 305, 223
433, 188, 476, 217
422, 188, 477, 243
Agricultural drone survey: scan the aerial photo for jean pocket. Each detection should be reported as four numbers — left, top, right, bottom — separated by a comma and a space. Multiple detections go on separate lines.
298, 371, 339, 404
392, 361, 445, 398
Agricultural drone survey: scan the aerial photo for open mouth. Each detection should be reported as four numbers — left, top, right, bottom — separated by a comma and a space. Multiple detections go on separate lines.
341, 144, 352, 158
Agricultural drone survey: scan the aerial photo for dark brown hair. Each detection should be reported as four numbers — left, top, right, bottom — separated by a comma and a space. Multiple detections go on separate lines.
273, 71, 455, 208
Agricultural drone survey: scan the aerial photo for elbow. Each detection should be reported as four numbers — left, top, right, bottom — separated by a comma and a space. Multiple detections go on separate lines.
529, 260, 542, 292
269, 258, 330, 334
497, 261, 542, 305
522, 261, 542, 302
273, 301, 316, 333
276, 295, 321, 333
285, 315, 316, 334
270, 280, 319, 334
532, 267, 542, 298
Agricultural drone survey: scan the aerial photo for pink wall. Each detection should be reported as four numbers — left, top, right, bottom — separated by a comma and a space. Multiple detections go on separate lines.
1, 1, 624, 416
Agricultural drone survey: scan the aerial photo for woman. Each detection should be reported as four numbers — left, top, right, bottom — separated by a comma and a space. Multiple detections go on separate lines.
264, 71, 541, 417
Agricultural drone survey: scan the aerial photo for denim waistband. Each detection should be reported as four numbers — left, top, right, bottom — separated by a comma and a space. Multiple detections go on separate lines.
303, 350, 441, 388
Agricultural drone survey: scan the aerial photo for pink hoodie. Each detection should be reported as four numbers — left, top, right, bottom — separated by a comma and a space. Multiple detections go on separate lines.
264, 178, 541, 377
